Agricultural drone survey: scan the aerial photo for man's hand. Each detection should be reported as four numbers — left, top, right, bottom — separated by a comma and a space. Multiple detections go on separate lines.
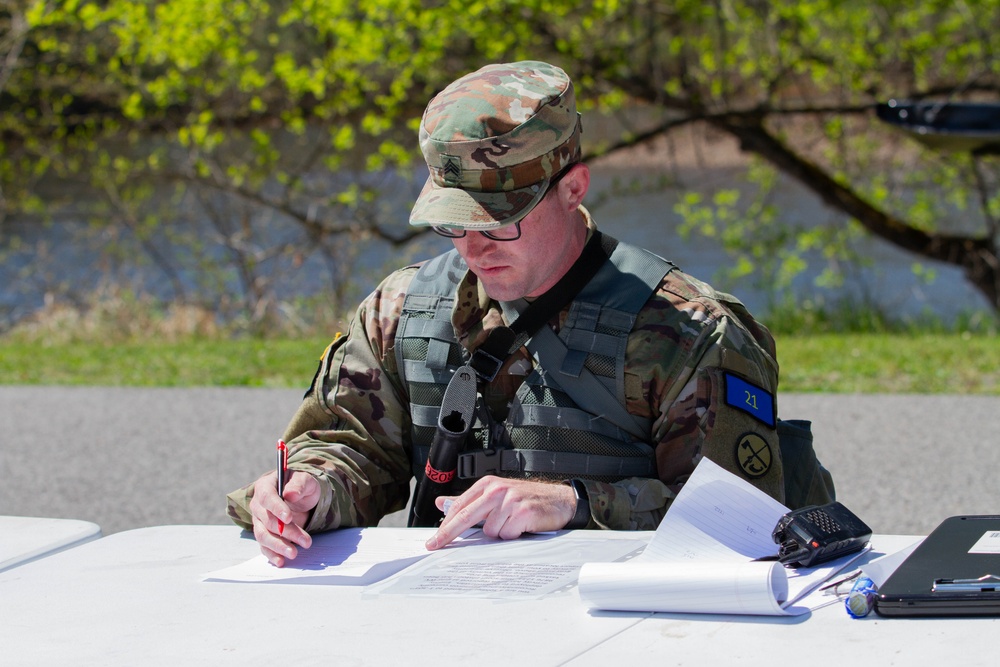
248, 470, 320, 567
425, 476, 577, 550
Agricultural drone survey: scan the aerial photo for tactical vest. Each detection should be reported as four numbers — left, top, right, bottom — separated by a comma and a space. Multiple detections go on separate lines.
395, 238, 674, 489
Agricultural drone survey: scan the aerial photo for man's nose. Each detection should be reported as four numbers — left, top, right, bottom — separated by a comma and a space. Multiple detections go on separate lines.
456, 232, 496, 254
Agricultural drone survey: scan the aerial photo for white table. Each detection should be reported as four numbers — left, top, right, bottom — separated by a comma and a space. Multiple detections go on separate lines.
566, 534, 1000, 667
0, 525, 647, 666
1, 528, 997, 666
0, 515, 102, 572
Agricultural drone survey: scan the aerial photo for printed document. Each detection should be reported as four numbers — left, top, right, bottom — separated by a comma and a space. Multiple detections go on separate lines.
203, 526, 646, 599
577, 457, 864, 615
363, 530, 647, 600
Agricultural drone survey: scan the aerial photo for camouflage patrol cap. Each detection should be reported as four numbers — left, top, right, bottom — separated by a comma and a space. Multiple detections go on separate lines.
409, 61, 582, 230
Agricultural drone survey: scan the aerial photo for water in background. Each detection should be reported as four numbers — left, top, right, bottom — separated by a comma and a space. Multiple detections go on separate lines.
586, 167, 992, 322
1, 162, 992, 328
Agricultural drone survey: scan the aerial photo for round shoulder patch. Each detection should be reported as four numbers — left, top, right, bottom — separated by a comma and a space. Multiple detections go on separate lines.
735, 432, 772, 478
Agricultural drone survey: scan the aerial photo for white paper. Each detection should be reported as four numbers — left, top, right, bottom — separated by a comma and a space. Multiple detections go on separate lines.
364, 531, 648, 600
203, 527, 442, 585
969, 530, 1000, 554
861, 538, 923, 587
578, 457, 862, 616
639, 457, 789, 564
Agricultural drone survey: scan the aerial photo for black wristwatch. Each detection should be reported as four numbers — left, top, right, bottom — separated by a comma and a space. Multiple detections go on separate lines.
564, 479, 591, 529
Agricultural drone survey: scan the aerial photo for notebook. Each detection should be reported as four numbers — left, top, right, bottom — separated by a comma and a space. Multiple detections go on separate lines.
875, 515, 1000, 617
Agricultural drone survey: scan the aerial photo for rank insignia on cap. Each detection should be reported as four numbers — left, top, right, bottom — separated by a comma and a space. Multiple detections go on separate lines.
441, 155, 462, 186
736, 432, 772, 478
723, 373, 776, 427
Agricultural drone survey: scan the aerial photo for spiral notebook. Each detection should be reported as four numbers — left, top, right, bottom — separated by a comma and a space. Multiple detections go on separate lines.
875, 515, 1000, 617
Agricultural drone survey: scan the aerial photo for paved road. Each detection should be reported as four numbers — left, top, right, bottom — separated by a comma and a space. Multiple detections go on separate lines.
2, 387, 997, 536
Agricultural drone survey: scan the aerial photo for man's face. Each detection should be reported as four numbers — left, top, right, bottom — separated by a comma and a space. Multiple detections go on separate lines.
450, 176, 586, 302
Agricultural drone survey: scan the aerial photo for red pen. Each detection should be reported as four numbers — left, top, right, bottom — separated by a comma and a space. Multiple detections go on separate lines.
276, 440, 288, 534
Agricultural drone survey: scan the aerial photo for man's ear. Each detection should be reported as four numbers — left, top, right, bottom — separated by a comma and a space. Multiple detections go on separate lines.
560, 163, 590, 210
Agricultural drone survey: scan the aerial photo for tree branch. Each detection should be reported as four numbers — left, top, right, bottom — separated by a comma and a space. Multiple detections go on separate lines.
711, 116, 1000, 307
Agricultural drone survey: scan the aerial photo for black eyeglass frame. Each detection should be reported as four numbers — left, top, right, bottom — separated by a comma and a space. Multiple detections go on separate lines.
431, 164, 576, 241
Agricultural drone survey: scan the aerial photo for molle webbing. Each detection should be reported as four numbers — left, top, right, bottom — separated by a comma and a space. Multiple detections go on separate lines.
396, 237, 675, 482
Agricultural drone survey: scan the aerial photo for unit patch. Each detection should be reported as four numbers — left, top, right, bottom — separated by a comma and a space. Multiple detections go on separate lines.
724, 373, 776, 427
735, 432, 772, 478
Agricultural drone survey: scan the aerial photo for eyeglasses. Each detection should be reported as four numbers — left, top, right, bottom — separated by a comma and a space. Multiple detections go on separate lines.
432, 220, 524, 241
431, 164, 575, 242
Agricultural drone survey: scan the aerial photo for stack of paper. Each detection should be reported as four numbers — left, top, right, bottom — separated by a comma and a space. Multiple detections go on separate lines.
577, 457, 864, 616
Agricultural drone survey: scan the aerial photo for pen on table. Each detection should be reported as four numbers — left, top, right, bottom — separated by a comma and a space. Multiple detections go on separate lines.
276, 439, 288, 534
820, 569, 862, 593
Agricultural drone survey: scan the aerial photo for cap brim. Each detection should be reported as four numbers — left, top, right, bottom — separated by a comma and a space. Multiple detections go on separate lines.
408, 177, 549, 230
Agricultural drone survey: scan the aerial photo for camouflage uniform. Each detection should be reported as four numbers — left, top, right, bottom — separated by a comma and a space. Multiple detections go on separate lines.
226, 205, 784, 532
226, 61, 786, 533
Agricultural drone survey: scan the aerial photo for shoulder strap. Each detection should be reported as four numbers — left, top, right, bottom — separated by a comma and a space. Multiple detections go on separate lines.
469, 231, 616, 381
500, 237, 673, 441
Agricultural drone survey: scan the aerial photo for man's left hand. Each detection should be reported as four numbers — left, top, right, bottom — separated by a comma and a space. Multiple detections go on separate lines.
425, 476, 577, 550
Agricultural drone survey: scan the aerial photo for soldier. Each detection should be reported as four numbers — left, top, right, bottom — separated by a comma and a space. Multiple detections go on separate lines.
227, 60, 811, 567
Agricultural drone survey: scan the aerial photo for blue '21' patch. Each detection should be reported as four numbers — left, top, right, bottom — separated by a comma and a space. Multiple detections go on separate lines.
724, 373, 775, 427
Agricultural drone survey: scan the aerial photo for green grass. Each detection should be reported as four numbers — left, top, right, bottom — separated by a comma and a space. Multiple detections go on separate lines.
778, 333, 1000, 393
2, 333, 998, 393
0, 337, 332, 387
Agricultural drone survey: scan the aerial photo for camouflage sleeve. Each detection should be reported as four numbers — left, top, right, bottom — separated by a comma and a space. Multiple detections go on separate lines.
225, 268, 417, 532
581, 275, 782, 531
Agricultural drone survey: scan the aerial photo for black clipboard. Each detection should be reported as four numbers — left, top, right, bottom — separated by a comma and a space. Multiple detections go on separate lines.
875, 515, 1000, 617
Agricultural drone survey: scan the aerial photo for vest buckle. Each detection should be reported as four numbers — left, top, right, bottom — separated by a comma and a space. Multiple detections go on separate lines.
458, 449, 501, 478
469, 348, 505, 383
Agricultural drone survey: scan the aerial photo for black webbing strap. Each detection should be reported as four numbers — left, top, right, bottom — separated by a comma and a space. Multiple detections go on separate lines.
458, 447, 655, 479
468, 230, 617, 382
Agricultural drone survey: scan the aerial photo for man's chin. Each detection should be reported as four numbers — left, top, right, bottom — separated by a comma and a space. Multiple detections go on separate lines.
479, 281, 522, 302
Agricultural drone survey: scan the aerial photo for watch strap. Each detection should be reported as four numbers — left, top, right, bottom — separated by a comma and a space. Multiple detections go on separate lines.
565, 479, 591, 530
